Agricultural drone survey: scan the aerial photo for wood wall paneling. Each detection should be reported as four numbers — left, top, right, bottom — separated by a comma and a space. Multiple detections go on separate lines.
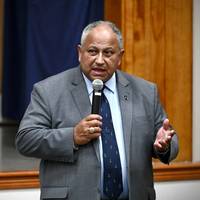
164, 0, 192, 161
104, 0, 122, 30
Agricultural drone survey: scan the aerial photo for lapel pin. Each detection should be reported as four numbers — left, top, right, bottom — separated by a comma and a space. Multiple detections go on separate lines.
124, 95, 128, 100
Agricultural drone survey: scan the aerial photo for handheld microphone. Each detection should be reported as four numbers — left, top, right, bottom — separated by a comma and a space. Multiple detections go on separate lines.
91, 79, 103, 114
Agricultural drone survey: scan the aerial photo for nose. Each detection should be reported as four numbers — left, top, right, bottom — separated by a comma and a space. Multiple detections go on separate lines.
95, 52, 104, 65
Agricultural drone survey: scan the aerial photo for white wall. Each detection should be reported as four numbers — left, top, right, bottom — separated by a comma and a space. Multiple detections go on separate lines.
155, 180, 200, 200
0, 189, 40, 200
0, 0, 200, 199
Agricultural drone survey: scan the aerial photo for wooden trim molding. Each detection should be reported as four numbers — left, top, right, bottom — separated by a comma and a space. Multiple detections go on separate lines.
0, 171, 39, 189
154, 162, 200, 182
0, 162, 200, 190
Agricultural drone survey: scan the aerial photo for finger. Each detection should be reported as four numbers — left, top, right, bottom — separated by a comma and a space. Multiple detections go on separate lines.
88, 132, 101, 140
155, 138, 169, 151
160, 140, 169, 149
85, 114, 102, 121
154, 141, 162, 149
88, 127, 95, 134
88, 126, 102, 134
163, 130, 175, 142
158, 139, 168, 146
162, 118, 170, 130
88, 119, 102, 128
168, 130, 175, 137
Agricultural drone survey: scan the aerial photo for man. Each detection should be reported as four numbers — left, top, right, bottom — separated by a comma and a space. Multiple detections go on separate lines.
16, 21, 179, 200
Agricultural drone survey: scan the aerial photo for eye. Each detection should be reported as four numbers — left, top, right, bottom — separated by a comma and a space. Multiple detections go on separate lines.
87, 49, 98, 56
103, 50, 114, 57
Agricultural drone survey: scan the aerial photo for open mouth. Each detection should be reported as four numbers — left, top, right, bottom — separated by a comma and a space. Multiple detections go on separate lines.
91, 68, 106, 76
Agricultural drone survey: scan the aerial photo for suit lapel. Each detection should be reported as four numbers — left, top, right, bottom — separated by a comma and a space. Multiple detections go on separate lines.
70, 68, 91, 118
117, 71, 133, 166
70, 68, 100, 161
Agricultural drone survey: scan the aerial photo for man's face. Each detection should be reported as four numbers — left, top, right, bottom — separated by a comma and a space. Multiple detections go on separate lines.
78, 25, 124, 82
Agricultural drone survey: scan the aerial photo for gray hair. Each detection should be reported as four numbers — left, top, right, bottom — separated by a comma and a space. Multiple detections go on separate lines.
80, 20, 123, 49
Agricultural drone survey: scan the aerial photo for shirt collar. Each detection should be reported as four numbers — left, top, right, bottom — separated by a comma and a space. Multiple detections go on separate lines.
82, 73, 116, 95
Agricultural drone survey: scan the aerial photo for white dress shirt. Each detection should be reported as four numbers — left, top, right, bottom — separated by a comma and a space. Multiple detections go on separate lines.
83, 73, 128, 199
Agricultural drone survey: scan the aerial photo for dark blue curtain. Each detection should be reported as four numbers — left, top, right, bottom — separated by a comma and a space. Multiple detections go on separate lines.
2, 0, 104, 121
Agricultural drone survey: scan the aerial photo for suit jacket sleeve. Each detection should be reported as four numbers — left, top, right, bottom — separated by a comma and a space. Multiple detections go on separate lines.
153, 85, 179, 164
16, 83, 77, 163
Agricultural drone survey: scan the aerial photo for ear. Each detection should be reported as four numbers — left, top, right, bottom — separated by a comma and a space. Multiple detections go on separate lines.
120, 49, 125, 57
117, 49, 125, 66
77, 45, 82, 62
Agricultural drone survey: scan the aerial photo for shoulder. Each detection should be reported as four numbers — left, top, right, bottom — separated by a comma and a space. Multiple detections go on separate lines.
116, 70, 156, 91
116, 70, 159, 103
33, 67, 81, 90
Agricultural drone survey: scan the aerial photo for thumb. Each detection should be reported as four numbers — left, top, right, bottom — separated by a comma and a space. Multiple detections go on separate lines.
163, 118, 170, 130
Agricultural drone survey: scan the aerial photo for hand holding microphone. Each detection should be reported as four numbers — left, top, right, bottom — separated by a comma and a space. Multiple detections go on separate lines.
73, 79, 103, 146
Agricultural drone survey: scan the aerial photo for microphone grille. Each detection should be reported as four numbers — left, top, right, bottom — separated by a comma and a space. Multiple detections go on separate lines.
92, 79, 103, 91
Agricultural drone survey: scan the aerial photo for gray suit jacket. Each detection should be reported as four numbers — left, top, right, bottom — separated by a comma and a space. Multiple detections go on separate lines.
16, 67, 178, 200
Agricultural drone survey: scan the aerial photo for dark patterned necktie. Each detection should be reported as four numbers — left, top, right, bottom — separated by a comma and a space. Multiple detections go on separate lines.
100, 90, 123, 199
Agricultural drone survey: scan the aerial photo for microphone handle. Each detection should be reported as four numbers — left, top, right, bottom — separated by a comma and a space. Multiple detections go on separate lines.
91, 90, 102, 114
